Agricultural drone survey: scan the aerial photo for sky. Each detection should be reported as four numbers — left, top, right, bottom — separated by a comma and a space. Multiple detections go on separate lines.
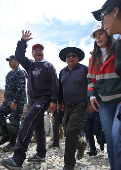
0, 0, 107, 89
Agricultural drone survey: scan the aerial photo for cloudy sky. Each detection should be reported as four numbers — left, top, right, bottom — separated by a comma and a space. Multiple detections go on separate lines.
0, 0, 107, 89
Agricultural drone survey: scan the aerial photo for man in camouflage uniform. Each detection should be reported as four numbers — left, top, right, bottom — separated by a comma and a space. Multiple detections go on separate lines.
0, 55, 26, 152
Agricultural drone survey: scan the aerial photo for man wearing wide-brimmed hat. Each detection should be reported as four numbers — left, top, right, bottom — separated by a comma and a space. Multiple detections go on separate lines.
59, 47, 88, 170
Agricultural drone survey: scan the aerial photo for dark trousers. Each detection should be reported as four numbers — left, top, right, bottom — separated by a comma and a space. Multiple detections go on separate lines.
64, 102, 88, 167
0, 99, 24, 135
86, 112, 104, 151
53, 110, 64, 146
13, 97, 50, 166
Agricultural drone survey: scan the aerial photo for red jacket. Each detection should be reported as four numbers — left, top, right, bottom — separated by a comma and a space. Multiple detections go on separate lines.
87, 54, 121, 103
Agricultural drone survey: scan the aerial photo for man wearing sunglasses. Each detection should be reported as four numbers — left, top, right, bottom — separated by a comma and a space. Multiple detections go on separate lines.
59, 47, 88, 170
91, 0, 121, 170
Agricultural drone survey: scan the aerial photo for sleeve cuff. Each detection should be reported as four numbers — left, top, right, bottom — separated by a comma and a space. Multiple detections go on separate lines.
90, 96, 96, 100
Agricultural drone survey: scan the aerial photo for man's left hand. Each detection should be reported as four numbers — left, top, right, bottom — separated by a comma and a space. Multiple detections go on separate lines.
49, 102, 57, 113
11, 102, 17, 109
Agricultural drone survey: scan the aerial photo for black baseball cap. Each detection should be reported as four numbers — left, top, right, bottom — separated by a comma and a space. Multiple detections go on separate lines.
6, 55, 17, 61
92, 0, 121, 21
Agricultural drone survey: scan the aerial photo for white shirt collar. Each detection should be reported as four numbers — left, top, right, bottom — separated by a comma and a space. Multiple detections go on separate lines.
100, 47, 106, 54
34, 58, 46, 62
100, 47, 108, 64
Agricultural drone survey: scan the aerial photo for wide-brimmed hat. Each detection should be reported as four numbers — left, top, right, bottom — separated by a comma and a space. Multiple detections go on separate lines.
90, 22, 104, 39
92, 0, 121, 21
6, 55, 17, 61
59, 47, 85, 62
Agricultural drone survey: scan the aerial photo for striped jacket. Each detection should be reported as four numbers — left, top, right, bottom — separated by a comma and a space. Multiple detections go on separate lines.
87, 54, 121, 104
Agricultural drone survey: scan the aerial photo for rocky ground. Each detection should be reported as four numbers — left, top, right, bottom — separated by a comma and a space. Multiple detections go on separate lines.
0, 136, 110, 170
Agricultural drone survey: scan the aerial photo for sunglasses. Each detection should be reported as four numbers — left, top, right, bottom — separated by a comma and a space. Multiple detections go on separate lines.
100, 8, 114, 21
66, 54, 77, 58
100, 12, 109, 21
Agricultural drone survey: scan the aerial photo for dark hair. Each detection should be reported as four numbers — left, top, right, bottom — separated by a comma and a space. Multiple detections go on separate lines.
90, 33, 114, 73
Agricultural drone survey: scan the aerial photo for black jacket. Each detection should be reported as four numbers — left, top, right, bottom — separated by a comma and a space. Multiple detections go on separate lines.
59, 63, 88, 105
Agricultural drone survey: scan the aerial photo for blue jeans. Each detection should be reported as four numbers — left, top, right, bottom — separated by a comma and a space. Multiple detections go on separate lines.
98, 101, 120, 170
114, 123, 121, 170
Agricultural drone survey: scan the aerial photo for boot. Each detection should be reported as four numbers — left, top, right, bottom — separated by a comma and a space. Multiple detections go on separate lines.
59, 125, 63, 139
49, 143, 60, 148
0, 125, 10, 145
76, 138, 87, 160
2, 143, 14, 152
100, 143, 104, 151
87, 150, 97, 156
0, 134, 10, 145
10, 134, 17, 146
2, 134, 17, 152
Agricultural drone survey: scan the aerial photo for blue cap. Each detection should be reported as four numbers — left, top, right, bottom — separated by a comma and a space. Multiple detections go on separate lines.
6, 55, 17, 61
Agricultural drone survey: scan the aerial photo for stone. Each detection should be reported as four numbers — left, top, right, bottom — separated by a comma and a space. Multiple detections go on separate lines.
0, 136, 110, 170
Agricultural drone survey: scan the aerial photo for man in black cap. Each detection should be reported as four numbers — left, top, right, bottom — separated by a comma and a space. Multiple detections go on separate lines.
0, 55, 26, 152
59, 47, 88, 170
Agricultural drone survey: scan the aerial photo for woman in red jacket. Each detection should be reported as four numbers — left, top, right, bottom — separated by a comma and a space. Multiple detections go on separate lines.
87, 22, 121, 170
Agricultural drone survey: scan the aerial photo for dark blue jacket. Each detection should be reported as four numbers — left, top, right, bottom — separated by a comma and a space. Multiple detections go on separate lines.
15, 39, 58, 103
59, 63, 88, 105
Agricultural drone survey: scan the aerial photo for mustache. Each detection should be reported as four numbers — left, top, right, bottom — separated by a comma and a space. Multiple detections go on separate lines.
68, 60, 74, 61
36, 54, 42, 56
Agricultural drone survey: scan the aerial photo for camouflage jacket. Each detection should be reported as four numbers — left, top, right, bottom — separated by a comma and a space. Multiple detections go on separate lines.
4, 67, 27, 105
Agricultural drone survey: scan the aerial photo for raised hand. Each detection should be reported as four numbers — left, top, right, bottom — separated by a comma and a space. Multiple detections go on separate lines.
22, 30, 33, 42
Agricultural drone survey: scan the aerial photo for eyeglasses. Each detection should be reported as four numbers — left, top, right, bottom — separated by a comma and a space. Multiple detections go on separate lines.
100, 8, 113, 21
66, 54, 77, 58
100, 11, 110, 21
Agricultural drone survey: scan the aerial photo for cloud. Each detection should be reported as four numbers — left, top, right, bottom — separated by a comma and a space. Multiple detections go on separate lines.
0, 0, 106, 28
0, 0, 105, 89
77, 36, 94, 66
